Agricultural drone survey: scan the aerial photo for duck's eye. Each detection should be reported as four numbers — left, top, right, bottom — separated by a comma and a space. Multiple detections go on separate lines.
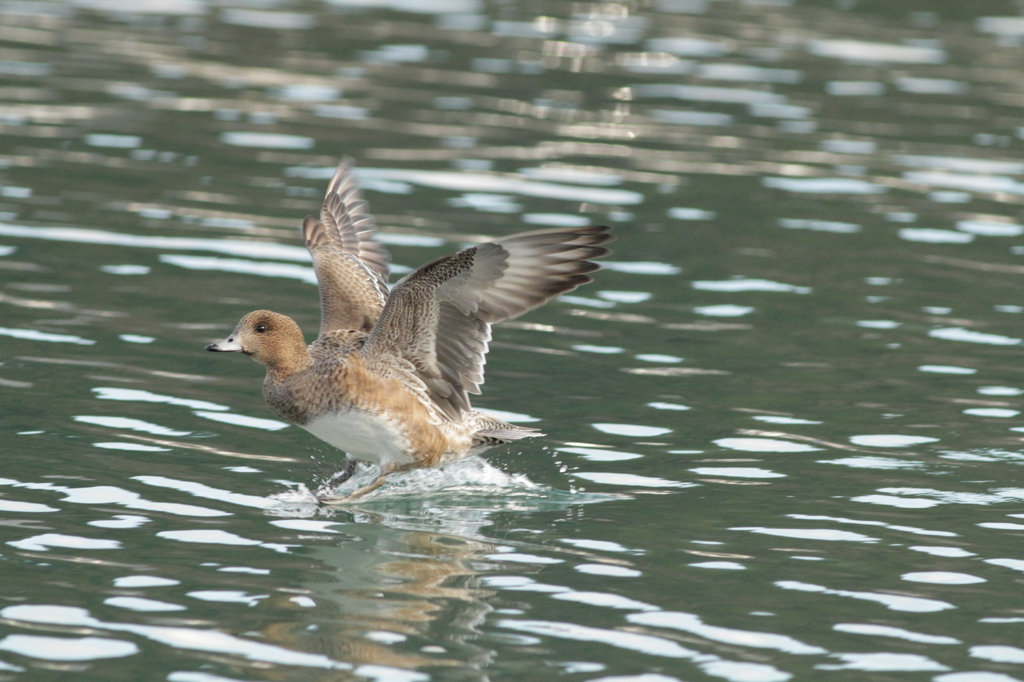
255, 324, 268, 333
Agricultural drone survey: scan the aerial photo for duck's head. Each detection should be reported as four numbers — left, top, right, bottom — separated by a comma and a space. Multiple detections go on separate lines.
206, 310, 308, 372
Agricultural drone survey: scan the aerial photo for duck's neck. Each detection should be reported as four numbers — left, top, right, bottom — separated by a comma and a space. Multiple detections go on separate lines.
264, 328, 313, 378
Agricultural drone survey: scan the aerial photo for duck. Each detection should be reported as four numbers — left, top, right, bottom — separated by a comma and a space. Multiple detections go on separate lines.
206, 159, 612, 502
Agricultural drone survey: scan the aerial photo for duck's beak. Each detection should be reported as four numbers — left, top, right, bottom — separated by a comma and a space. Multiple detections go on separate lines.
206, 336, 243, 352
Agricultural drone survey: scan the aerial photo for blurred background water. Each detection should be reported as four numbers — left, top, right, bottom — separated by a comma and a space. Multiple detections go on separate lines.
4, 0, 1024, 680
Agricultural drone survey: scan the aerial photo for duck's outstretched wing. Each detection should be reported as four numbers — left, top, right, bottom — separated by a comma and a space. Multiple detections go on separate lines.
361, 225, 613, 420
303, 159, 391, 335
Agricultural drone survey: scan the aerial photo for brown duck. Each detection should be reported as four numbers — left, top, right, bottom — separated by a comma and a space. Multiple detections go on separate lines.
207, 159, 612, 501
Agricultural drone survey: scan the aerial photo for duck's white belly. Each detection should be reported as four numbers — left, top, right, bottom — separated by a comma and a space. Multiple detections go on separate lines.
302, 409, 415, 468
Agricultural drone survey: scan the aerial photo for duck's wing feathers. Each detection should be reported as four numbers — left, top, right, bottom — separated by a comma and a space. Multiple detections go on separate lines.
303, 159, 391, 335
361, 225, 612, 420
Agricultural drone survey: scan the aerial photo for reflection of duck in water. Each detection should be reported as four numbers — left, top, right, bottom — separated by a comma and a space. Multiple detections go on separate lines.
207, 159, 612, 502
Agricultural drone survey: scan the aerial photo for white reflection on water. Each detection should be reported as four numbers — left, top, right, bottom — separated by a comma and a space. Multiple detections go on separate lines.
0, 476, 229, 517
752, 416, 820, 425
788, 514, 956, 537
187, 591, 269, 607
0, 605, 350, 670
74, 415, 191, 437
560, 538, 643, 554
649, 402, 690, 410
649, 109, 733, 126
630, 352, 679, 364
698, 63, 802, 84
572, 472, 695, 488
593, 423, 671, 437
496, 619, 690, 657
552, 591, 657, 611
898, 228, 974, 244
909, 546, 975, 558
692, 279, 810, 294
8, 533, 121, 552
902, 571, 985, 585
731, 527, 877, 542
133, 476, 274, 509
985, 558, 1024, 573
289, 166, 644, 205
157, 529, 293, 554
93, 387, 229, 412
691, 468, 785, 478
268, 519, 345, 534
690, 561, 745, 570
928, 327, 1022, 345
633, 83, 782, 104
819, 457, 924, 470
978, 386, 1024, 396
978, 522, 1024, 531
93, 442, 170, 452
66, 485, 228, 517
763, 177, 885, 194
807, 39, 946, 64
601, 261, 681, 275
219, 132, 314, 149
898, 77, 966, 94
113, 576, 179, 588
90, 514, 151, 528
85, 133, 141, 149
964, 408, 1020, 418
694, 305, 753, 317
519, 167, 623, 186
778, 218, 860, 234
573, 344, 624, 353
522, 213, 591, 227
775, 581, 954, 613
668, 207, 716, 220
272, 84, 339, 102
193, 411, 289, 431
715, 438, 820, 453
557, 446, 642, 462
160, 255, 318, 284
0, 500, 57, 513
628, 611, 824, 655
0, 634, 138, 661
895, 155, 1024, 175
934, 672, 1024, 682
575, 564, 641, 577
484, 552, 562, 565
496, 619, 794, 681
220, 567, 270, 575
815, 653, 949, 672
0, 327, 94, 345
220, 8, 314, 30
852, 495, 940, 509
0, 224, 312, 262
919, 365, 976, 374
105, 597, 186, 613
957, 220, 1024, 237
101, 265, 150, 275
867, 487, 1024, 507
970, 646, 1024, 664
856, 320, 900, 329
834, 623, 960, 644
905, 170, 1024, 194
848, 434, 939, 447
483, 576, 566, 592
597, 290, 652, 303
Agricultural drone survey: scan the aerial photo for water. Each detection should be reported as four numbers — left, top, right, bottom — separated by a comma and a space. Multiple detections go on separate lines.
3, 0, 1024, 679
